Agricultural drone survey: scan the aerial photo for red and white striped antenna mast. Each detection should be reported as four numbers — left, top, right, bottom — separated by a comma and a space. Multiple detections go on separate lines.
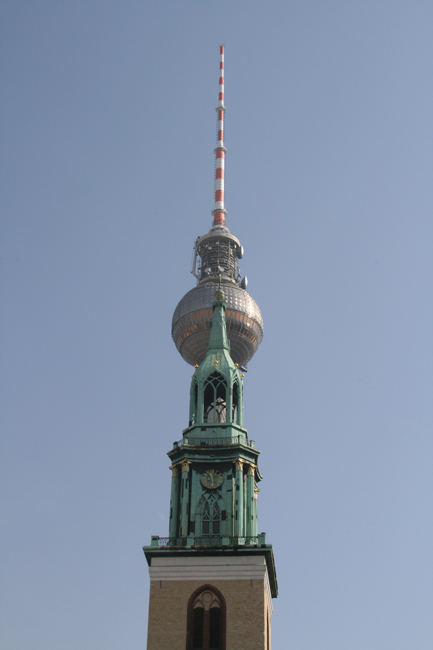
178, 44, 264, 367
212, 45, 227, 227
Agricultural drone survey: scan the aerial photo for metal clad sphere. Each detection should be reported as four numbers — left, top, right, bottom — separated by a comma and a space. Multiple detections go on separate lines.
172, 282, 263, 366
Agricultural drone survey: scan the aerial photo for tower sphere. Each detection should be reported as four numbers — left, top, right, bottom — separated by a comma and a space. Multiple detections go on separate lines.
172, 277, 263, 368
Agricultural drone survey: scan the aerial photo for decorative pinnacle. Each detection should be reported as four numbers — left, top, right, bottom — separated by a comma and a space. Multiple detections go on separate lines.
213, 45, 226, 228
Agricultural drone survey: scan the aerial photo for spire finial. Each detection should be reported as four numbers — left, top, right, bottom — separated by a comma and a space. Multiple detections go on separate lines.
212, 45, 227, 227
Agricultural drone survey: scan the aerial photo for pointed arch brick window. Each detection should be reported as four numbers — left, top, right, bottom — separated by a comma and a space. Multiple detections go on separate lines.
187, 585, 226, 650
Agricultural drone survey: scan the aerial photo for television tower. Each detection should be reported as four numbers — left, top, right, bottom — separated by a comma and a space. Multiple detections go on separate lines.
172, 45, 263, 370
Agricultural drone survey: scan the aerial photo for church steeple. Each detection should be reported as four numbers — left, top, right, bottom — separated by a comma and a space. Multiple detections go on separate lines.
144, 46, 277, 650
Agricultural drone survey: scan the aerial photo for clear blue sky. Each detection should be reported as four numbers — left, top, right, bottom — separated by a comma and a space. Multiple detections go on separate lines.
2, 1, 432, 649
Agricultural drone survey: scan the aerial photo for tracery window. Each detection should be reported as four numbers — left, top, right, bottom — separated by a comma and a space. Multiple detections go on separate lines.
201, 499, 220, 536
187, 586, 226, 650
204, 372, 227, 423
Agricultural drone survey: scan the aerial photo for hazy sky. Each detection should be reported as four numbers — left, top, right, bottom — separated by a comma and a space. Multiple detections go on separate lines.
2, 1, 433, 649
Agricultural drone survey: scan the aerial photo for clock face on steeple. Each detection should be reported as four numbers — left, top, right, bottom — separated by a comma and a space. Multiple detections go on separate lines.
200, 469, 224, 490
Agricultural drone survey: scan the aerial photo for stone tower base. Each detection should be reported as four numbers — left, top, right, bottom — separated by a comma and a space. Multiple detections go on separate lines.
146, 553, 275, 650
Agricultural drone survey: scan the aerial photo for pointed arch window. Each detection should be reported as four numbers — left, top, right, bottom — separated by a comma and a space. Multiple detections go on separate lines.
190, 380, 198, 425
200, 498, 220, 536
232, 381, 239, 424
187, 586, 226, 650
204, 372, 227, 423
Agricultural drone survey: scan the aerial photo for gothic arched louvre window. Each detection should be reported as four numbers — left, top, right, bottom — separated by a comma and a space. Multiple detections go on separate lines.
203, 372, 227, 423
190, 380, 198, 425
202, 499, 220, 536
186, 585, 226, 650
232, 380, 239, 424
